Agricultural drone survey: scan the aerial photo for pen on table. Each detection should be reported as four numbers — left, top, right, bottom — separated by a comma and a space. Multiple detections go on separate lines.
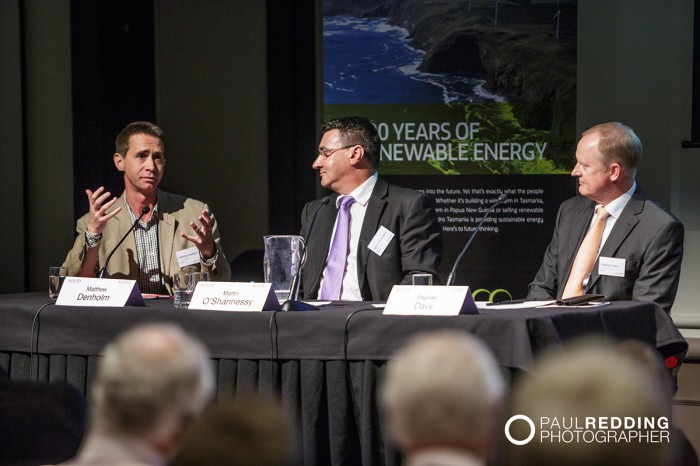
486, 298, 528, 306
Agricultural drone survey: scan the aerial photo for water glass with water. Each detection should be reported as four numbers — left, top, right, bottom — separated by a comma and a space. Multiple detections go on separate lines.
174, 271, 208, 308
49, 266, 67, 299
411, 273, 433, 286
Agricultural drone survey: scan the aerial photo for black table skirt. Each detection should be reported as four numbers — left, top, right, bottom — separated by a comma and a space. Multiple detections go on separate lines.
0, 293, 688, 466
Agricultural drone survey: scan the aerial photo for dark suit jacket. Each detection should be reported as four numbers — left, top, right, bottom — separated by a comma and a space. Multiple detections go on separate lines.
527, 187, 684, 313
300, 177, 443, 301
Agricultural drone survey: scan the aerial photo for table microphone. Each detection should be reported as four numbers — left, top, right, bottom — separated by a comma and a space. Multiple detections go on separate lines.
98, 206, 150, 279
281, 197, 329, 312
446, 193, 507, 286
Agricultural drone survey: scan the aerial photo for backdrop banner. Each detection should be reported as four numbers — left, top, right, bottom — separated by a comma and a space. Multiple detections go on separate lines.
324, 0, 578, 298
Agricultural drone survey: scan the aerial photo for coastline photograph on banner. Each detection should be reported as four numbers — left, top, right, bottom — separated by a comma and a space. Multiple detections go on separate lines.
323, 0, 578, 297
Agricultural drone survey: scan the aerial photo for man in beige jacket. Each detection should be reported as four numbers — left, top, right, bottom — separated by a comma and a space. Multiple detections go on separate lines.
63, 121, 230, 294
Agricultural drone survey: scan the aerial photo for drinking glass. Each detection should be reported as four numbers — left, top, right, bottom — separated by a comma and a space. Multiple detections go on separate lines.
411, 273, 433, 286
49, 266, 67, 299
174, 271, 208, 308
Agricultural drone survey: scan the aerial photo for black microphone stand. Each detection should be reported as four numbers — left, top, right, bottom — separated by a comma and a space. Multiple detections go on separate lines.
446, 194, 507, 286
281, 198, 329, 311
98, 206, 150, 279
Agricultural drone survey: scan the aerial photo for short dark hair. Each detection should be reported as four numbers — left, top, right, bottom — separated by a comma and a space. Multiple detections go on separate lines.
115, 121, 165, 156
321, 116, 381, 169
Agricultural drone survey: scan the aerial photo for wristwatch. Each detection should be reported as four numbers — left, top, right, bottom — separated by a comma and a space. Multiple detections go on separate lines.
200, 251, 218, 267
85, 230, 102, 248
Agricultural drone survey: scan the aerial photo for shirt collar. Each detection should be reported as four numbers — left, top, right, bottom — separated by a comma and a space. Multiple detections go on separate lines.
336, 172, 378, 208
600, 181, 635, 219
127, 199, 159, 227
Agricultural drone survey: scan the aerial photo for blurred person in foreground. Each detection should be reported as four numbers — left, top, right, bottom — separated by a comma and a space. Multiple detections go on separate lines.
172, 394, 299, 466
381, 331, 505, 466
63, 121, 230, 294
617, 339, 698, 466
300, 116, 442, 301
508, 338, 673, 466
56, 323, 214, 466
527, 122, 683, 313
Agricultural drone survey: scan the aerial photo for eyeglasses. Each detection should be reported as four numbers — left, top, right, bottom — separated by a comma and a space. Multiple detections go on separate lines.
317, 144, 361, 158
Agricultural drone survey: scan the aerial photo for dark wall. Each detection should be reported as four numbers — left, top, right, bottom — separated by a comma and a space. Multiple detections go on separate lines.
71, 0, 156, 217
267, 0, 320, 234
67, 0, 320, 262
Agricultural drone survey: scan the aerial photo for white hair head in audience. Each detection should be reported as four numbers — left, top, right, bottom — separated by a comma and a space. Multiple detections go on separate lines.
88, 323, 214, 461
508, 338, 672, 466
381, 330, 505, 464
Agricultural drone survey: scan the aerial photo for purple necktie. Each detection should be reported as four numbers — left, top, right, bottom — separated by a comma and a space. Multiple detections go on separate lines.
320, 196, 356, 300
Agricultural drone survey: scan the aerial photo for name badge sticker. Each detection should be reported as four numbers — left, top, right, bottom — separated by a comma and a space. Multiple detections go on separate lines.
176, 247, 200, 268
368, 226, 394, 256
598, 257, 625, 277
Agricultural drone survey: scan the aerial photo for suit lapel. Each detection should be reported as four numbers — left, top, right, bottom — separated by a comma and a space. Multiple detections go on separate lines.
307, 195, 339, 294
586, 190, 644, 291
561, 199, 596, 287
357, 179, 388, 288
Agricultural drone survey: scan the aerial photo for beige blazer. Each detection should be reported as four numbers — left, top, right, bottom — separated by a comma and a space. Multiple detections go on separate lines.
63, 190, 231, 294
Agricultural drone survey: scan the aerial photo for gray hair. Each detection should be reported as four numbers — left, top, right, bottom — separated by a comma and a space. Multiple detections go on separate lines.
381, 331, 505, 451
92, 323, 214, 435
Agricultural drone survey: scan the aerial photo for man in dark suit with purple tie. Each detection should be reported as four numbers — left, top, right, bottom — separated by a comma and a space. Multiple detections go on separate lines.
300, 116, 443, 301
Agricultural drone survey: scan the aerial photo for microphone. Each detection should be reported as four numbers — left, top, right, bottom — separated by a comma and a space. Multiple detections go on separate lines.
98, 206, 150, 279
446, 193, 507, 286
281, 197, 330, 312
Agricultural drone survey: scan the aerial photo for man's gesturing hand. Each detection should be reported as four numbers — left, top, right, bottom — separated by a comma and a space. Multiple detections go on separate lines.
181, 209, 217, 259
86, 187, 122, 236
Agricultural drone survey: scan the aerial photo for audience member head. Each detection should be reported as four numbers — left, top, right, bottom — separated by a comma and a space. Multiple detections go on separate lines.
172, 394, 298, 466
508, 338, 671, 466
90, 323, 214, 460
381, 330, 505, 460
617, 338, 674, 400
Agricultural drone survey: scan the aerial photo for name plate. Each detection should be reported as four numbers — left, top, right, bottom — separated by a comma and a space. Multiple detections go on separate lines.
56, 277, 145, 307
188, 282, 280, 312
383, 285, 478, 316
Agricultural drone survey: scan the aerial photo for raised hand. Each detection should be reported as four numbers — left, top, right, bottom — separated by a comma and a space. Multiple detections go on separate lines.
86, 187, 122, 236
181, 209, 216, 259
